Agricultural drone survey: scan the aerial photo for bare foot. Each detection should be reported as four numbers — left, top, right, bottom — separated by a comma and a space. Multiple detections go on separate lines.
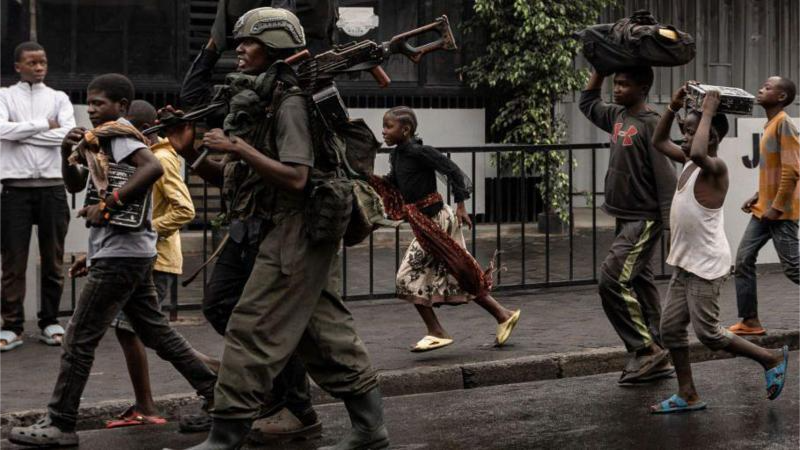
765, 349, 785, 370
742, 317, 763, 329
497, 309, 514, 324
192, 350, 220, 374
427, 330, 451, 339
636, 343, 663, 357
650, 392, 702, 412
677, 391, 701, 404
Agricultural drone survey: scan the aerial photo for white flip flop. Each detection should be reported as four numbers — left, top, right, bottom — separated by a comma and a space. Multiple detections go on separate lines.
0, 330, 23, 352
410, 335, 454, 353
39, 324, 65, 346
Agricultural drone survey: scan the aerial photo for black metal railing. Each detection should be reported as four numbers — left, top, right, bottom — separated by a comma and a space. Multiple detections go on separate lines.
337, 142, 671, 300
63, 142, 672, 317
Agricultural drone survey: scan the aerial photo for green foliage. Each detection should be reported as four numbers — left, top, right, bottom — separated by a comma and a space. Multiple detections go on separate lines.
460, 0, 614, 222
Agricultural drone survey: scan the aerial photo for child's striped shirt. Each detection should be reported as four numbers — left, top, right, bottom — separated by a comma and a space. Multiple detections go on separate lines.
751, 111, 800, 220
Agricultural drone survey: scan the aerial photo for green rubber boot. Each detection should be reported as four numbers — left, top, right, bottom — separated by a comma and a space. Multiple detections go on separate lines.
181, 417, 252, 450
319, 388, 389, 450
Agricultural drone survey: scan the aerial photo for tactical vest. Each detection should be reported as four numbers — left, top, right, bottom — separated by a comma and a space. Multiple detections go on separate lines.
221, 86, 308, 223
216, 67, 388, 246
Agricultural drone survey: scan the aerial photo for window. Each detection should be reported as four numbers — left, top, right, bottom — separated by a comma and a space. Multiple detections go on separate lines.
1, 0, 31, 80
19, 0, 183, 81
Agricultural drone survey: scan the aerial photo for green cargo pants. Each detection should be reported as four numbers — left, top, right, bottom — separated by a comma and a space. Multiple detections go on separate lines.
212, 212, 378, 419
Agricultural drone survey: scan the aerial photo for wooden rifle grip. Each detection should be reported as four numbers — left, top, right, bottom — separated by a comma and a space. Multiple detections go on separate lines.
370, 66, 391, 88
285, 49, 311, 65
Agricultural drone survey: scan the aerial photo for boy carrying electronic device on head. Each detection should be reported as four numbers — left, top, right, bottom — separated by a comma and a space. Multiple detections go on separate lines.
649, 84, 788, 414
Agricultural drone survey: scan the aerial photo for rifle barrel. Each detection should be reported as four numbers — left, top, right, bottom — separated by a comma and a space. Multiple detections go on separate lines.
143, 101, 227, 135
190, 147, 210, 171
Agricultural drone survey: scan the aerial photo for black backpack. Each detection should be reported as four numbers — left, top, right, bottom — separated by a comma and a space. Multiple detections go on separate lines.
576, 10, 695, 74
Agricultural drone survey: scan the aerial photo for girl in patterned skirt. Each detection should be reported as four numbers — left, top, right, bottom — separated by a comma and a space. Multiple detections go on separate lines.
379, 106, 521, 352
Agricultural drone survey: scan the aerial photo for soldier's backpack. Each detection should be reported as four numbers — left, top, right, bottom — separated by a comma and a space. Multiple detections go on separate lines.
576, 10, 695, 74
304, 89, 397, 247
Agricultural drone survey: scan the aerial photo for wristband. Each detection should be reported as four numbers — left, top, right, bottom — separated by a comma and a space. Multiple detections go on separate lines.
113, 190, 124, 206
97, 200, 111, 221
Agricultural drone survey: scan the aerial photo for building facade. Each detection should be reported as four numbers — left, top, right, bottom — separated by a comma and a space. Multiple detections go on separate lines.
1, 0, 483, 110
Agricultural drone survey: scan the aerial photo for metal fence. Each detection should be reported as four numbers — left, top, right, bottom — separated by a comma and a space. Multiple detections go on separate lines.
62, 142, 672, 317
339, 143, 670, 300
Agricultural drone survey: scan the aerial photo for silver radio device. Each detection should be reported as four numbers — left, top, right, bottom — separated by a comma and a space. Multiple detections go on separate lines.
686, 83, 755, 115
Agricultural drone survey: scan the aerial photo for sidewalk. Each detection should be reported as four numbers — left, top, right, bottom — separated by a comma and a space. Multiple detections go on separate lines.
2, 266, 797, 433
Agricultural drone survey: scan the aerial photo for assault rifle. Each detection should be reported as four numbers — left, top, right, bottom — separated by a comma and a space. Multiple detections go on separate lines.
289, 14, 457, 89
145, 15, 457, 168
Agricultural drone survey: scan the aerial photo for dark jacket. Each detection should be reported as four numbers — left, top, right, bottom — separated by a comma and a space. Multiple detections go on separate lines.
385, 139, 471, 217
579, 89, 676, 228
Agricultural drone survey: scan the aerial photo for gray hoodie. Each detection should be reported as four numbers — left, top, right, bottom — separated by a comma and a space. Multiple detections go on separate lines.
579, 89, 676, 228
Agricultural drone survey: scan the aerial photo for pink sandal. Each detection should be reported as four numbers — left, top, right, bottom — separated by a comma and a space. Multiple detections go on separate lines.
105, 406, 167, 429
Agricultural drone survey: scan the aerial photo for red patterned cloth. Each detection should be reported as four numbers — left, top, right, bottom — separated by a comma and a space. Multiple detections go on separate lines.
369, 175, 494, 297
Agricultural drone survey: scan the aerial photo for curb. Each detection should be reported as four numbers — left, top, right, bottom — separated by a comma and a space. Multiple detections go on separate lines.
2, 330, 797, 435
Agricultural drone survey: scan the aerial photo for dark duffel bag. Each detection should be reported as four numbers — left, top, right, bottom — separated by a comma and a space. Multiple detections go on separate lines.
576, 10, 695, 74
343, 180, 399, 247
305, 177, 353, 245
337, 118, 380, 177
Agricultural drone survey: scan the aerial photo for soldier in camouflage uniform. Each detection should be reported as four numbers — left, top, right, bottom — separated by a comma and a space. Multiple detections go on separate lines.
167, 8, 388, 450
175, 6, 325, 444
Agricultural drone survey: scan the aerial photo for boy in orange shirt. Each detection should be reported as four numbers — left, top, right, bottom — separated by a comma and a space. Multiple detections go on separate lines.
729, 76, 799, 336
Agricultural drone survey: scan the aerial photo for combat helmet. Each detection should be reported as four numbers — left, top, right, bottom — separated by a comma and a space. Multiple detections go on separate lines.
233, 7, 306, 49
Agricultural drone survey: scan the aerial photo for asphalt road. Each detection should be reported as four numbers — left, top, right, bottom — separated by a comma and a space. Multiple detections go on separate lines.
4, 351, 797, 449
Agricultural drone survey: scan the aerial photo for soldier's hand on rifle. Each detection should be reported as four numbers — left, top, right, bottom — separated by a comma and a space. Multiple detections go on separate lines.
456, 202, 473, 230
77, 203, 108, 227
158, 105, 196, 157
61, 127, 86, 158
68, 256, 88, 278
202, 128, 240, 154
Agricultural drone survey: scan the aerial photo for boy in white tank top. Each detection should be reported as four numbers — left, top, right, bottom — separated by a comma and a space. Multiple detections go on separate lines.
648, 86, 789, 413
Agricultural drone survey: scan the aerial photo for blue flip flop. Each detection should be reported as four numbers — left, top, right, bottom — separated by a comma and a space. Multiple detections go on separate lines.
650, 394, 707, 414
765, 345, 789, 400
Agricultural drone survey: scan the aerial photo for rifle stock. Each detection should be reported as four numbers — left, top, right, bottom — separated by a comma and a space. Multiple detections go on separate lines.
294, 15, 457, 88
388, 15, 458, 64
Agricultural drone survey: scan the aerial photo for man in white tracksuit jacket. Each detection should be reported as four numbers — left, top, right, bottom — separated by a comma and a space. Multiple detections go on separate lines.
0, 41, 76, 352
